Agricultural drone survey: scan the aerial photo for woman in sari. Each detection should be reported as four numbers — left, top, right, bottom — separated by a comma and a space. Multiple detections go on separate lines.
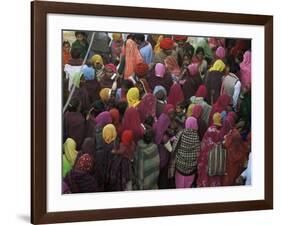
164, 55, 181, 78
190, 85, 212, 126
147, 63, 173, 95
181, 63, 203, 100
64, 98, 85, 150
167, 83, 184, 107
63, 138, 78, 178
64, 153, 98, 193
222, 128, 250, 186
153, 85, 168, 118
122, 107, 144, 142
126, 87, 141, 108
197, 113, 224, 187
239, 50, 251, 91
137, 93, 157, 123
173, 117, 200, 188
95, 111, 112, 152
153, 105, 175, 189
110, 33, 124, 64
109, 108, 123, 137
208, 94, 232, 126
99, 63, 118, 89
124, 39, 144, 79
205, 59, 226, 105
112, 129, 136, 161
192, 104, 207, 141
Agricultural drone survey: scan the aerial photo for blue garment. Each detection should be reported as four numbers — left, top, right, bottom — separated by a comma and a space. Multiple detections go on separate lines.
140, 43, 153, 64
82, 65, 95, 80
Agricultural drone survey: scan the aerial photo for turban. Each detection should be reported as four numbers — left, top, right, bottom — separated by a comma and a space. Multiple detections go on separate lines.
135, 63, 149, 78
99, 88, 111, 102
105, 63, 117, 73
91, 54, 103, 65
160, 38, 174, 50
174, 35, 188, 42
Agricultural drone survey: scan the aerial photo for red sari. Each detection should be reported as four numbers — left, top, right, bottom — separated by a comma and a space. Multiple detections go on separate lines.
222, 128, 249, 186
197, 125, 223, 187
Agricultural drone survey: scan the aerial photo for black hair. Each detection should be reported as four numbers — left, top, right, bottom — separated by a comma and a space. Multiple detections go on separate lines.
195, 47, 205, 56
75, 31, 86, 37
70, 47, 82, 59
226, 55, 240, 74
133, 33, 145, 42
121, 79, 134, 90
143, 129, 154, 144
144, 115, 154, 127
90, 100, 105, 117
116, 101, 128, 117
63, 41, 70, 47
183, 43, 195, 58
67, 97, 80, 112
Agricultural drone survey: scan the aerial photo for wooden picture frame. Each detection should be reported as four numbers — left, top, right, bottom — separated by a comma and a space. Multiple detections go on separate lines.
31, 1, 273, 224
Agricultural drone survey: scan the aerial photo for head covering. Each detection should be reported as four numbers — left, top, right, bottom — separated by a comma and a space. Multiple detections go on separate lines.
121, 130, 134, 146
75, 153, 93, 172
82, 65, 95, 80
109, 108, 120, 126
81, 137, 96, 155
174, 35, 188, 42
167, 83, 184, 106
135, 63, 149, 78
192, 104, 203, 119
187, 63, 199, 77
164, 56, 181, 76
209, 59, 226, 72
185, 116, 198, 130
122, 107, 143, 140
91, 54, 103, 65
213, 112, 222, 126
138, 93, 157, 123
160, 38, 174, 50
195, 38, 213, 60
163, 104, 174, 115
155, 63, 166, 78
99, 88, 111, 102
195, 85, 207, 99
215, 46, 226, 59
95, 111, 112, 127
186, 103, 195, 117
112, 33, 122, 41
64, 138, 78, 166
154, 35, 164, 54
214, 94, 232, 111
102, 124, 117, 144
154, 113, 171, 144
105, 63, 117, 73
240, 51, 251, 89
127, 87, 140, 108
153, 85, 167, 98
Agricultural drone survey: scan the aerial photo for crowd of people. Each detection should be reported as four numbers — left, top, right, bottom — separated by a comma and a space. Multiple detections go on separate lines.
62, 31, 252, 194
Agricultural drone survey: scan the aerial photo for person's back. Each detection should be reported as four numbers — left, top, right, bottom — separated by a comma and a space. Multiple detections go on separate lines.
134, 130, 160, 190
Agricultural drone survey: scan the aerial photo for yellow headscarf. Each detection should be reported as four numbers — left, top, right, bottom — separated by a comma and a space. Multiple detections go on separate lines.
112, 33, 122, 41
99, 88, 111, 102
102, 124, 117, 144
154, 35, 164, 54
213, 112, 222, 126
186, 103, 195, 117
209, 59, 225, 72
127, 87, 140, 108
63, 138, 78, 166
91, 54, 104, 66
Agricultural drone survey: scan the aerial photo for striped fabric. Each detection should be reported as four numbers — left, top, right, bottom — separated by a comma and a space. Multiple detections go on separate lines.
134, 140, 160, 190
208, 143, 227, 176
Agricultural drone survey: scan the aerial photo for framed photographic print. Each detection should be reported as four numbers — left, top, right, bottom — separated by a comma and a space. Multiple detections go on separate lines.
31, 1, 273, 224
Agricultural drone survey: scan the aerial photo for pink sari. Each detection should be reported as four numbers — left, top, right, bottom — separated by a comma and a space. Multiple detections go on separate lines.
239, 51, 251, 90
